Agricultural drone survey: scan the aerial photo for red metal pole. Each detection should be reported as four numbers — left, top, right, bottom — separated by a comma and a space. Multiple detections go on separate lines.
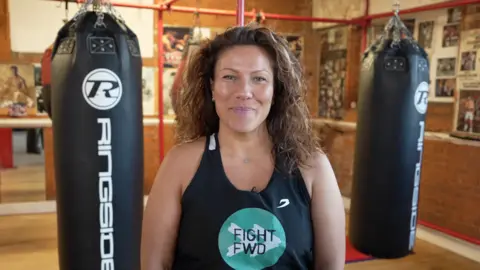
157, 9, 165, 162
261, 12, 355, 24
168, 6, 253, 17
360, 0, 370, 52
168, 6, 353, 24
160, 0, 181, 8
237, 0, 245, 25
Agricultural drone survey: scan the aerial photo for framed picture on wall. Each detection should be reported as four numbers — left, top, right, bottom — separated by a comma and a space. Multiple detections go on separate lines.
163, 26, 192, 68
457, 29, 480, 90
285, 35, 304, 61
0, 63, 37, 117
442, 24, 460, 48
420, 9, 459, 104
278, 33, 304, 62
142, 66, 156, 116
418, 21, 434, 49
163, 25, 219, 68
163, 68, 177, 116
451, 29, 480, 141
451, 89, 480, 141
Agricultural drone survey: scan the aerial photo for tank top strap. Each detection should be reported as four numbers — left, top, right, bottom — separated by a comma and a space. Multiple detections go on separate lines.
196, 133, 220, 169
181, 133, 222, 205
206, 133, 218, 152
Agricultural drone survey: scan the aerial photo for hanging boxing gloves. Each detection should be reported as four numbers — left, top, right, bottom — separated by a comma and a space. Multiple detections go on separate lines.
348, 1, 430, 259
50, 1, 144, 269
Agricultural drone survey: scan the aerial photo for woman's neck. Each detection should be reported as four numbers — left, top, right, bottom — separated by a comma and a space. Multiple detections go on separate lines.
217, 124, 273, 159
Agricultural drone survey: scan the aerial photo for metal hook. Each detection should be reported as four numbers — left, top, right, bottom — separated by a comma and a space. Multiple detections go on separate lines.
392, 0, 400, 16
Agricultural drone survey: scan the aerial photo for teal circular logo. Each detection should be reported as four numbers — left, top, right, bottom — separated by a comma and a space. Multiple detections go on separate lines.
218, 208, 286, 270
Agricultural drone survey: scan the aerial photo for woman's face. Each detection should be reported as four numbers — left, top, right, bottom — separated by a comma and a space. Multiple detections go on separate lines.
212, 45, 274, 133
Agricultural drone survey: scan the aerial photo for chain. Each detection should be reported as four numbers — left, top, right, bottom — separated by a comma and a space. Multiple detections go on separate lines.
191, 0, 202, 42
363, 0, 419, 51
70, 0, 125, 28
93, 1, 106, 28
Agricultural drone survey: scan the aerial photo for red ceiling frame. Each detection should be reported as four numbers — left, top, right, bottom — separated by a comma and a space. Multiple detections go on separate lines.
48, 0, 480, 247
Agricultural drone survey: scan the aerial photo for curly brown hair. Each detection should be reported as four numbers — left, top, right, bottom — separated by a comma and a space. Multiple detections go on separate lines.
175, 23, 320, 173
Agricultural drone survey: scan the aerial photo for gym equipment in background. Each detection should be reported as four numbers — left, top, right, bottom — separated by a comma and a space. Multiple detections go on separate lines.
50, 0, 144, 269
348, 0, 430, 259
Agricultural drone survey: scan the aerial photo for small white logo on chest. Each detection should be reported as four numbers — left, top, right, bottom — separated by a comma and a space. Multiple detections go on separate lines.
277, 199, 290, 209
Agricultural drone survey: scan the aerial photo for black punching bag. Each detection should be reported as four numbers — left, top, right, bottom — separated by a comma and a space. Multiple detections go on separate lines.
50, 5, 143, 270
349, 14, 430, 259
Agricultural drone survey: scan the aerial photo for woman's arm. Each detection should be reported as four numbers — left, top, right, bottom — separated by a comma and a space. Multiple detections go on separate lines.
141, 142, 203, 270
307, 153, 346, 270
141, 147, 182, 270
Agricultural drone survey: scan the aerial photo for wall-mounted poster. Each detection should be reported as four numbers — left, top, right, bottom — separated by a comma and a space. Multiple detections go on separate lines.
447, 8, 462, 24
0, 63, 36, 116
418, 21, 434, 49
442, 24, 459, 47
318, 49, 347, 120
163, 27, 191, 68
452, 29, 480, 140
454, 90, 480, 135
404, 19, 416, 36
163, 68, 177, 116
435, 78, 455, 97
142, 66, 156, 115
457, 29, 480, 90
284, 35, 303, 61
436, 57, 456, 77
163, 26, 217, 68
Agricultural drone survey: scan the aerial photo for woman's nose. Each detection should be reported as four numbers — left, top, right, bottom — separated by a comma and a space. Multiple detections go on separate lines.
234, 79, 253, 100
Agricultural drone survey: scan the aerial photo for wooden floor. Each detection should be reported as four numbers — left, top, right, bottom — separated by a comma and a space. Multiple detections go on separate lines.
0, 213, 478, 269
0, 130, 47, 204
0, 165, 46, 203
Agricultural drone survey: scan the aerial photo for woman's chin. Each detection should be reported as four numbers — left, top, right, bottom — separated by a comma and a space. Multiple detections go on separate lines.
226, 120, 265, 134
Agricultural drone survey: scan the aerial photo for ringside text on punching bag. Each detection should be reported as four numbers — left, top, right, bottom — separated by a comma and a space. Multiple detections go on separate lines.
50, 2, 144, 270
348, 11, 430, 259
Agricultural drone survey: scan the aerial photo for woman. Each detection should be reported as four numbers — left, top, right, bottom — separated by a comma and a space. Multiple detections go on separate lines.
142, 24, 345, 270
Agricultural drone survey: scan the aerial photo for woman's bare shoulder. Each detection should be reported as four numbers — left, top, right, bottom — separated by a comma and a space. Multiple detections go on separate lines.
158, 137, 207, 193
298, 151, 331, 197
167, 137, 206, 162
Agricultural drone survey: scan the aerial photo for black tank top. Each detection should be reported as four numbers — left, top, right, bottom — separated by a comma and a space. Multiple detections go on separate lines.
172, 134, 314, 270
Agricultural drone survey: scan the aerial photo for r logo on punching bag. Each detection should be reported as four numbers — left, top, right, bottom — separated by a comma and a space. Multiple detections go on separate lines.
414, 82, 429, 115
414, 59, 429, 115
82, 68, 123, 110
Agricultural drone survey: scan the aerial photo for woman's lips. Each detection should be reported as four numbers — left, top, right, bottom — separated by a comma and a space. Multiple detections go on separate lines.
231, 106, 255, 115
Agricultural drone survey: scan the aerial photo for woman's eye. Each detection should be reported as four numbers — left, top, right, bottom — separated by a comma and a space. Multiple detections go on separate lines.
223, 75, 235, 80
253, 76, 267, 82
